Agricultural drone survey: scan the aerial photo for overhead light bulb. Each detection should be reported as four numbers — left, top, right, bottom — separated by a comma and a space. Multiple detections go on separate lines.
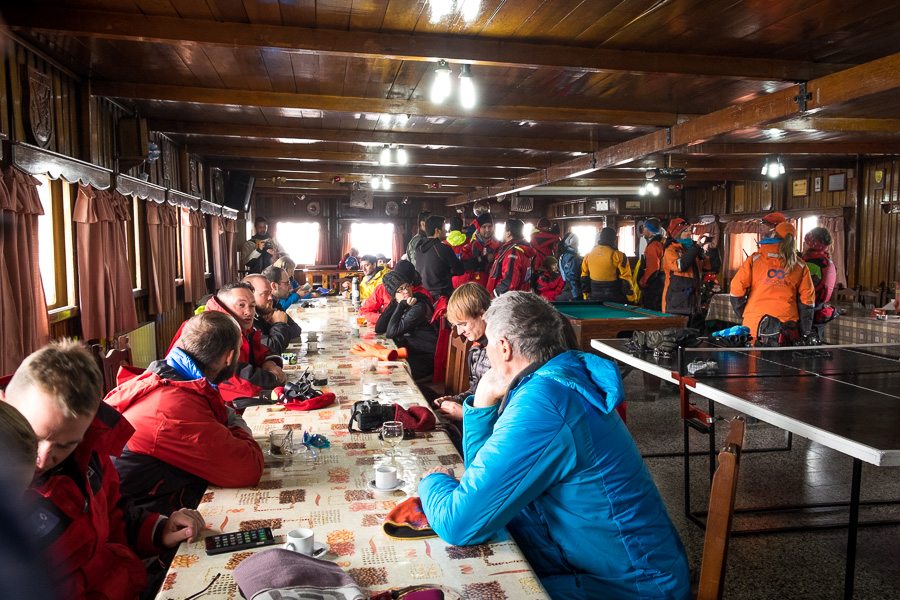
382, 176, 391, 190
370, 175, 381, 189
396, 145, 408, 165
431, 60, 453, 103
459, 64, 476, 109
762, 156, 785, 178
379, 144, 391, 165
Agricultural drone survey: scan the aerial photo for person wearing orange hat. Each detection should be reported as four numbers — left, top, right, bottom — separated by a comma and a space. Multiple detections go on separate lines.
661, 218, 720, 325
730, 221, 817, 345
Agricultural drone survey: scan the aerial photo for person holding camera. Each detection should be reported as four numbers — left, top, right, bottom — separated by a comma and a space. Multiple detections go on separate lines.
660, 218, 721, 328
241, 217, 283, 274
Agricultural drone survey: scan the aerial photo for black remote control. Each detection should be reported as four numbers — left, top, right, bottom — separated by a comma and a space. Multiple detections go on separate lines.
204, 527, 276, 555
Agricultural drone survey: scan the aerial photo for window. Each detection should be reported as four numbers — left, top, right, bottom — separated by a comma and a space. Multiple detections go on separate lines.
725, 232, 761, 277
35, 174, 57, 306
126, 196, 144, 290
34, 175, 76, 310
276, 221, 320, 264
493, 221, 534, 242
799, 216, 817, 246
569, 224, 599, 257
617, 223, 636, 257
349, 222, 393, 258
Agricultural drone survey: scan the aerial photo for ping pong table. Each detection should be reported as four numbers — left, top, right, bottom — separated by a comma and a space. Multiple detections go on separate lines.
591, 338, 900, 600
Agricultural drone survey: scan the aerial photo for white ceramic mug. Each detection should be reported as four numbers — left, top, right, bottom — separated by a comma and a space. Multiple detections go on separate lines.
284, 528, 314, 554
375, 466, 398, 489
306, 341, 318, 352
362, 382, 378, 395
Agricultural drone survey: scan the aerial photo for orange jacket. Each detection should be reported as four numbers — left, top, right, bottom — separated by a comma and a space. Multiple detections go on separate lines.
729, 248, 815, 338
662, 242, 720, 316
639, 238, 665, 287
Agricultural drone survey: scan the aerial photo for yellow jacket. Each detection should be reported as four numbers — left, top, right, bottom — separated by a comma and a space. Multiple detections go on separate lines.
360, 266, 390, 300
581, 245, 636, 302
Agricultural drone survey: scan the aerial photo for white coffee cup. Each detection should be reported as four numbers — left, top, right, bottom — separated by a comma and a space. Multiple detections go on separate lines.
375, 466, 398, 489
284, 528, 315, 554
305, 331, 318, 341
306, 341, 318, 352
362, 382, 378, 395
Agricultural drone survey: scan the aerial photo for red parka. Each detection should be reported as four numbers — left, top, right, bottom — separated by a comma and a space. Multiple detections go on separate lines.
24, 403, 165, 600
169, 295, 281, 402
106, 361, 264, 514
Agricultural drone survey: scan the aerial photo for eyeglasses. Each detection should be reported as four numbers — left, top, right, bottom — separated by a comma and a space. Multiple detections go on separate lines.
279, 280, 290, 285
396, 284, 411, 293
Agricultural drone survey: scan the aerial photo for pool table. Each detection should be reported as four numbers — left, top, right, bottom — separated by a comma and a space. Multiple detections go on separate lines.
552, 301, 688, 353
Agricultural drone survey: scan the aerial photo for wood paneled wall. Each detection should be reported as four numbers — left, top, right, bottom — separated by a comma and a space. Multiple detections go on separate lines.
858, 159, 900, 291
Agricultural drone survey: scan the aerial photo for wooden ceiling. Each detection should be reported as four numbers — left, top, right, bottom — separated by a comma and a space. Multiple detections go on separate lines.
5, 0, 900, 202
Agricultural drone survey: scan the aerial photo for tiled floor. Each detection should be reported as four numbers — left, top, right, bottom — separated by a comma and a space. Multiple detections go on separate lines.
622, 371, 900, 600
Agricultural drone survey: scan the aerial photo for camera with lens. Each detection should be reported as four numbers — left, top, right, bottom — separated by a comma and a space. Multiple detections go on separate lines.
262, 240, 274, 251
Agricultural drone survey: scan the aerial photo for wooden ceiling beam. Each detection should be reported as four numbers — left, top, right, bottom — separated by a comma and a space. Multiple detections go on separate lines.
257, 174, 497, 187
4, 7, 844, 81
92, 82, 684, 127
678, 142, 900, 155
773, 117, 900, 132
193, 144, 547, 168
208, 159, 525, 178
154, 120, 601, 153
255, 182, 462, 194
448, 51, 900, 205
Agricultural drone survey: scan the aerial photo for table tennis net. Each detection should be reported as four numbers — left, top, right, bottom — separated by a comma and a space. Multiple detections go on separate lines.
679, 343, 900, 379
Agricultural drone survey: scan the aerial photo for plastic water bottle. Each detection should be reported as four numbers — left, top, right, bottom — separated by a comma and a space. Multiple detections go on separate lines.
351, 277, 360, 307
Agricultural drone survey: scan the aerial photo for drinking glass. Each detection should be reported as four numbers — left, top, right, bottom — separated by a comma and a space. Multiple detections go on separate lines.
382, 421, 404, 459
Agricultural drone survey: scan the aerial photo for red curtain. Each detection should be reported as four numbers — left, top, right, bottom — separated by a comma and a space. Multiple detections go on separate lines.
818, 215, 847, 288
392, 224, 406, 265
340, 226, 352, 263
210, 214, 237, 290
723, 220, 766, 277
73, 186, 138, 341
0, 167, 50, 375
181, 207, 206, 302
315, 223, 332, 265
146, 200, 178, 314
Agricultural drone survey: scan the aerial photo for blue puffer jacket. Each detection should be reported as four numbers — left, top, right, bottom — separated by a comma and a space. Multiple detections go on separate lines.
419, 351, 690, 600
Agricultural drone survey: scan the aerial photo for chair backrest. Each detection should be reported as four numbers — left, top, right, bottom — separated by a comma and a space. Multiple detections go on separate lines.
697, 417, 746, 600
832, 286, 859, 305
92, 336, 133, 395
857, 289, 880, 309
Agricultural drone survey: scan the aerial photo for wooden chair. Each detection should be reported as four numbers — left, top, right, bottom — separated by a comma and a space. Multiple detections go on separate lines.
832, 285, 859, 305
858, 289, 880, 308
697, 417, 746, 600
92, 336, 133, 395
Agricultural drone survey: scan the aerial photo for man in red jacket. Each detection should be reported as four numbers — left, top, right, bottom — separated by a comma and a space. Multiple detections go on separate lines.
466, 213, 499, 288
171, 282, 285, 403
1, 340, 206, 600
487, 219, 535, 296
108, 311, 265, 516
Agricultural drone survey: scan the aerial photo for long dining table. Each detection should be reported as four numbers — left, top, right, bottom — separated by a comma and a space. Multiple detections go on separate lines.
154, 298, 549, 600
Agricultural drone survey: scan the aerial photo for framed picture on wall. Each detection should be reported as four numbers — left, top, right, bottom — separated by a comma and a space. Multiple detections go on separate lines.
874, 169, 886, 190
792, 179, 808, 197
828, 173, 847, 192
814, 177, 822, 192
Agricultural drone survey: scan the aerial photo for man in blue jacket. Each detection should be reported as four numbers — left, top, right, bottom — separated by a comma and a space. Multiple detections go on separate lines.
418, 292, 690, 600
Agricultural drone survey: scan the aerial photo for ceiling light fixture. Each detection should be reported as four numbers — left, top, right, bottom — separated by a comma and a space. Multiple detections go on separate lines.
379, 144, 392, 165
370, 175, 382, 189
761, 155, 785, 178
431, 60, 453, 103
459, 64, 476, 109
396, 145, 408, 165
381, 176, 392, 190
639, 182, 660, 196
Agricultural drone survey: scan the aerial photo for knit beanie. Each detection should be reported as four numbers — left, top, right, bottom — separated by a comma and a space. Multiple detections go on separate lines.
393, 260, 422, 287
543, 256, 558, 269
667, 218, 689, 238
597, 227, 618, 248
382, 271, 409, 297
475, 213, 493, 226
763, 212, 786, 227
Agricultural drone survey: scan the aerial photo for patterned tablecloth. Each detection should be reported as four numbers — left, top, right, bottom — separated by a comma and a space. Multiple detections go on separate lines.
705, 293, 900, 345
155, 300, 549, 600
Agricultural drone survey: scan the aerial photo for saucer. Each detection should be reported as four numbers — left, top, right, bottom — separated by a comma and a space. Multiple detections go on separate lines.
308, 541, 329, 557
367, 479, 405, 492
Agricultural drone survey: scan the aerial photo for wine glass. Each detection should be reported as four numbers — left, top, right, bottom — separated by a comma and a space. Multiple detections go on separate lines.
382, 421, 404, 459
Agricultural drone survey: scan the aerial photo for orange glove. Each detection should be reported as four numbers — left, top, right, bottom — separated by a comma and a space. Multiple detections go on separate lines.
395, 348, 408, 359
367, 343, 398, 361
